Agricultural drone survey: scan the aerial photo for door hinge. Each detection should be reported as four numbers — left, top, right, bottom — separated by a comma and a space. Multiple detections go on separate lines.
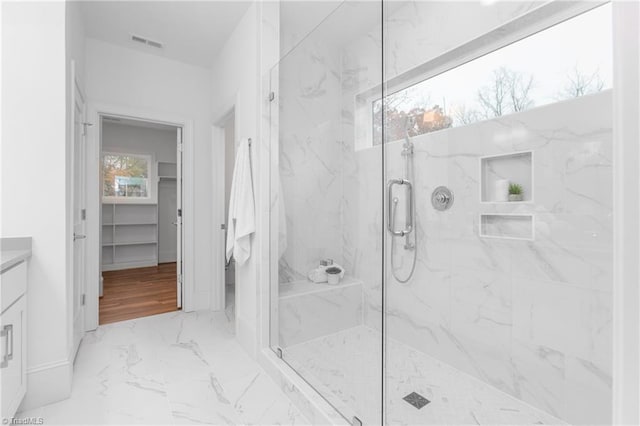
268, 92, 275, 102
81, 209, 86, 220
220, 224, 226, 230
178, 274, 183, 285
81, 294, 86, 306
177, 208, 182, 218
276, 347, 283, 359
82, 122, 93, 136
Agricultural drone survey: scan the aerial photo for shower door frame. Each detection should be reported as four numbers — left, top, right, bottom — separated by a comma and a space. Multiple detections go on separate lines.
611, 1, 640, 422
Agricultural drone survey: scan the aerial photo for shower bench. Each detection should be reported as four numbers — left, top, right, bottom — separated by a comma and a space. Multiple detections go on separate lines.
278, 276, 363, 347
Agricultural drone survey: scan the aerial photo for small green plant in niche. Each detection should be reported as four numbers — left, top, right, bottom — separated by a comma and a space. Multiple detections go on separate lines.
508, 183, 524, 201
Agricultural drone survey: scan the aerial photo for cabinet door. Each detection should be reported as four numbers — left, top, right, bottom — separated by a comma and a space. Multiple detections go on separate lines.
0, 296, 26, 419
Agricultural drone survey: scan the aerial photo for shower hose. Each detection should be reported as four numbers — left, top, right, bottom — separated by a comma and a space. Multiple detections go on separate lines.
390, 196, 417, 283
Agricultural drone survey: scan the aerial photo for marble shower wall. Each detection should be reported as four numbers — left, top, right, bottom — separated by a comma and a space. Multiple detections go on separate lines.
277, 32, 345, 283
363, 92, 613, 425
278, 1, 384, 284
340, 2, 611, 423
275, 1, 612, 424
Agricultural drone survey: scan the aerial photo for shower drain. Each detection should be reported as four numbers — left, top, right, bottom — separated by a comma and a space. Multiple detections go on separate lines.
403, 392, 431, 409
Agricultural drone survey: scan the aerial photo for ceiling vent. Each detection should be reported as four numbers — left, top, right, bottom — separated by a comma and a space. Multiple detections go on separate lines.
130, 34, 164, 49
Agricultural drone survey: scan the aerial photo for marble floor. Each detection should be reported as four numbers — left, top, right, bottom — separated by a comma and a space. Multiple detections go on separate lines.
285, 326, 566, 425
18, 286, 309, 425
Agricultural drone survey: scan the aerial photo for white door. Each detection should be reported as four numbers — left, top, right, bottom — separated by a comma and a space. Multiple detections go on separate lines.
176, 128, 183, 308
158, 179, 177, 263
71, 66, 87, 359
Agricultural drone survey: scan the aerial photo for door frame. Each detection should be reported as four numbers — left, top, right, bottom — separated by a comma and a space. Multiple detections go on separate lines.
84, 102, 194, 330
211, 107, 235, 312
69, 60, 87, 359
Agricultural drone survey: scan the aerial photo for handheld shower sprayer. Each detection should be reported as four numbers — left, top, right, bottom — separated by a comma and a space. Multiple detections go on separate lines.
387, 114, 418, 283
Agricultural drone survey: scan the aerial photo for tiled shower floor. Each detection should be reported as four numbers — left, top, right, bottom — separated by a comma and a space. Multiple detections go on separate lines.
285, 326, 566, 425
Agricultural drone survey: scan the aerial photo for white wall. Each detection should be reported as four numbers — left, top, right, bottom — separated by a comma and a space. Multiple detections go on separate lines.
85, 38, 213, 310
224, 117, 235, 225
102, 122, 177, 163
224, 116, 235, 286
210, 1, 279, 357
1, 0, 77, 410
211, 2, 260, 356
64, 0, 86, 407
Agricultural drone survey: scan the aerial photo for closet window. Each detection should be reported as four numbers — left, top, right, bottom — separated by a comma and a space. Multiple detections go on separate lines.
102, 152, 152, 201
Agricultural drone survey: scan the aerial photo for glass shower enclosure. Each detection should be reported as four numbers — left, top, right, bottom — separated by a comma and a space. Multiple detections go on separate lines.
270, 1, 614, 424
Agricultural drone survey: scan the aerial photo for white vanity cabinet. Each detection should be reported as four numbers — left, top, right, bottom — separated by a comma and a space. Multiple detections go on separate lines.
0, 238, 30, 420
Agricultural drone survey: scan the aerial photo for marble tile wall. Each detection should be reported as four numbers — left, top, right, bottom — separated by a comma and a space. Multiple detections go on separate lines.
277, 33, 345, 283
278, 281, 363, 347
274, 1, 613, 424
363, 92, 614, 424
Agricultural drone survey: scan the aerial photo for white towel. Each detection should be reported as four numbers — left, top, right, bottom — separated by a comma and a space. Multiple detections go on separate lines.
226, 138, 255, 265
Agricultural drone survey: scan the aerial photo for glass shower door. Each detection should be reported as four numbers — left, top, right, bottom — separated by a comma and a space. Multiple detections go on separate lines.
269, 2, 385, 424
382, 2, 614, 425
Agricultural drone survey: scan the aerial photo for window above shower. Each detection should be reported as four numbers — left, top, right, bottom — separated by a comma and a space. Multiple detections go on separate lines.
362, 3, 612, 147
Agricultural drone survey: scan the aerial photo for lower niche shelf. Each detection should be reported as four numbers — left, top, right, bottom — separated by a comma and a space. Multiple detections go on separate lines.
480, 214, 534, 241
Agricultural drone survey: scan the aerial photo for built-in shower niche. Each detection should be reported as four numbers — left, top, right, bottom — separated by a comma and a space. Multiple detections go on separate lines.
480, 151, 533, 203
479, 214, 534, 241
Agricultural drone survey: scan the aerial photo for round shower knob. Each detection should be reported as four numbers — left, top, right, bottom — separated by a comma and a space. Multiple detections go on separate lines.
431, 186, 454, 211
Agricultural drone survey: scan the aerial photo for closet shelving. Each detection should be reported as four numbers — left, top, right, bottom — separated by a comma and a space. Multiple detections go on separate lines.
101, 203, 158, 271
101, 161, 178, 271
158, 162, 177, 180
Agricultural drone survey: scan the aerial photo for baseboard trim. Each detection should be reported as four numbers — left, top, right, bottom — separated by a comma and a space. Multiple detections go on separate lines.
158, 251, 177, 264
190, 291, 210, 312
236, 316, 257, 359
101, 260, 157, 272
19, 358, 72, 411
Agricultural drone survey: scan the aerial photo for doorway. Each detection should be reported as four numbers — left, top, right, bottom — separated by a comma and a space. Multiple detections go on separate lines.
98, 116, 183, 324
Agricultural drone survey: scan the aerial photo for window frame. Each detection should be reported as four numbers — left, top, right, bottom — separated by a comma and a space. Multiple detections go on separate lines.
353, 1, 609, 151
101, 151, 157, 204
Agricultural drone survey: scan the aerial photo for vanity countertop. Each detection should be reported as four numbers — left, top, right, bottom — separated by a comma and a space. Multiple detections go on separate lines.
1, 237, 32, 273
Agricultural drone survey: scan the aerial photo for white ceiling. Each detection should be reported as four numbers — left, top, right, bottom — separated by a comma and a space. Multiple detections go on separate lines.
80, 1, 252, 68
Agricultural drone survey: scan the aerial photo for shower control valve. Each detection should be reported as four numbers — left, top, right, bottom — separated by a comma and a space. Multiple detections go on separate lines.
431, 186, 454, 211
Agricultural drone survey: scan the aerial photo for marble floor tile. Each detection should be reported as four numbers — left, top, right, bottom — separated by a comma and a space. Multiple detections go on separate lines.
285, 326, 566, 426
17, 306, 308, 426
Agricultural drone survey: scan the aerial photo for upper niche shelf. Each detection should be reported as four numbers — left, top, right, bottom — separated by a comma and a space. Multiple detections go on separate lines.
480, 151, 533, 203
158, 162, 177, 179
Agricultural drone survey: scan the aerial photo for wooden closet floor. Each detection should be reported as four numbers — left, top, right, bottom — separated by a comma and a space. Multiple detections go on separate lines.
100, 263, 179, 325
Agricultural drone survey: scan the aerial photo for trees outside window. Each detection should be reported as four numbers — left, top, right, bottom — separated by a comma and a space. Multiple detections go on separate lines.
102, 153, 151, 200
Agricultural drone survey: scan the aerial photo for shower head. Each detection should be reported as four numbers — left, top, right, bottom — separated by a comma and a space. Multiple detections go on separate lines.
403, 115, 415, 151
404, 115, 415, 131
